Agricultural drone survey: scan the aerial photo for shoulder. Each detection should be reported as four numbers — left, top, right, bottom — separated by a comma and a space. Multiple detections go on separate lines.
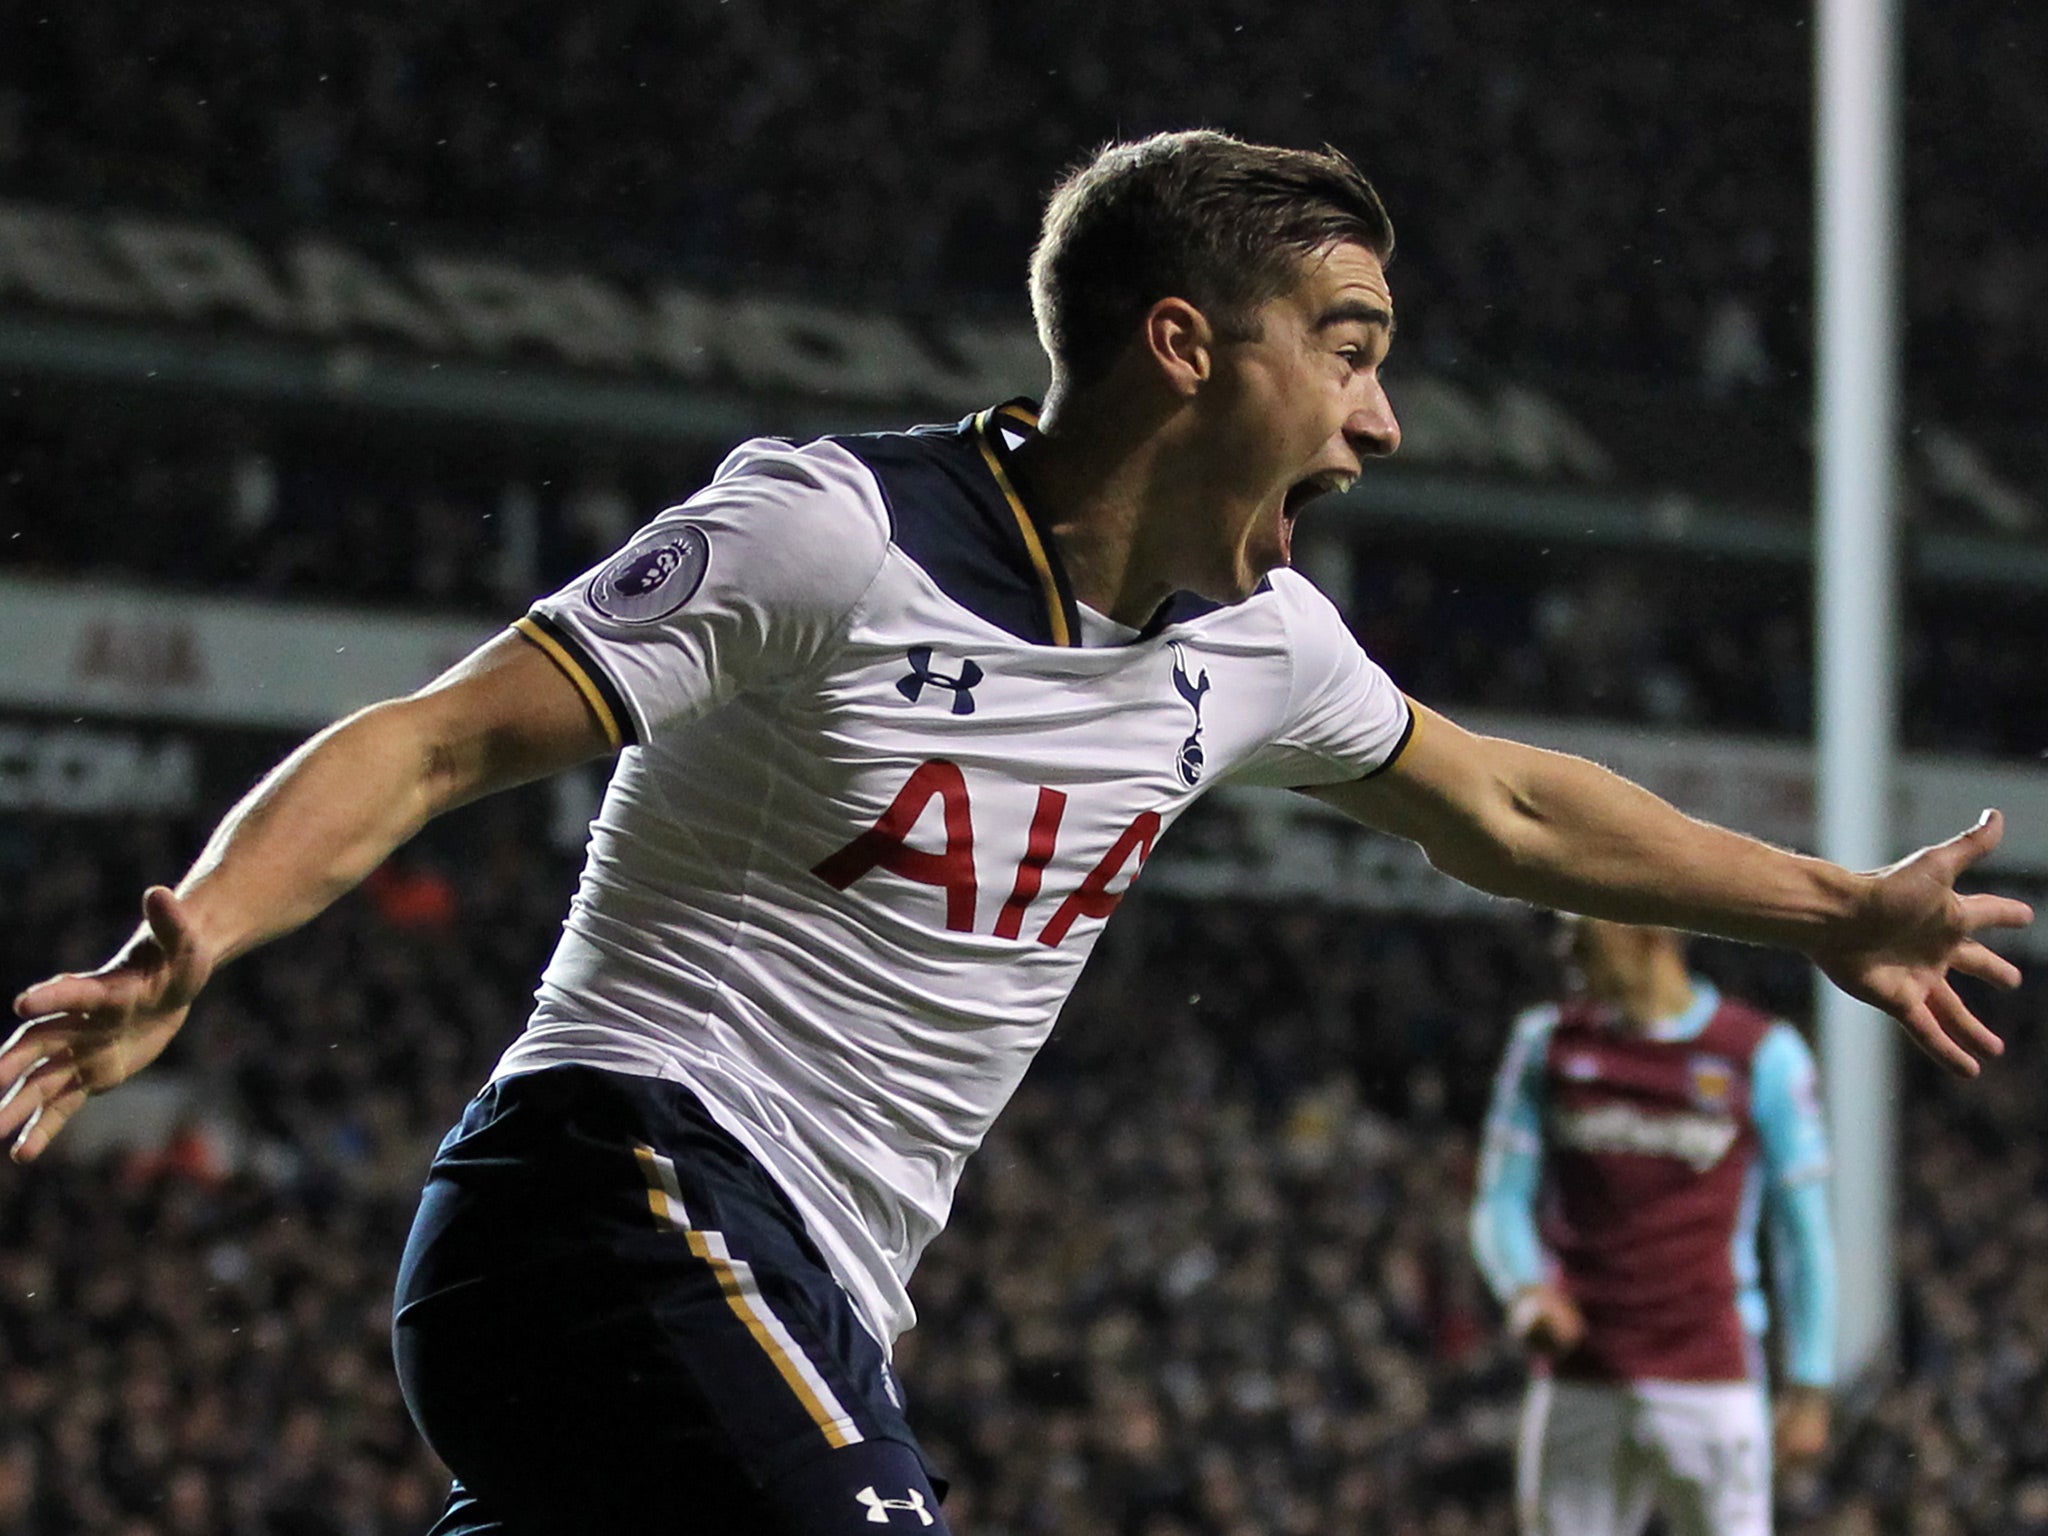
1160, 569, 1351, 646
829, 409, 1080, 647
826, 413, 1023, 556
668, 435, 892, 609
1704, 993, 1782, 1060
1509, 1003, 1563, 1058
1262, 567, 1352, 638
1753, 1019, 1819, 1087
1483, 1004, 1559, 1128
705, 435, 893, 541
1751, 1020, 1829, 1176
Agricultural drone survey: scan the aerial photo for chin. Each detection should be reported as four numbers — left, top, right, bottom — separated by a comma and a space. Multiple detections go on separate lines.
1182, 528, 1289, 606
1242, 537, 1292, 588
1214, 557, 1282, 605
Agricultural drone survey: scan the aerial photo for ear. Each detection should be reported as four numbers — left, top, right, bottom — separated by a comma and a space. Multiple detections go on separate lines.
1143, 298, 1214, 398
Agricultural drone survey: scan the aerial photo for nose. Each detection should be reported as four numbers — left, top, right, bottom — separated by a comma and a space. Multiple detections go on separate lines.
1348, 377, 1400, 458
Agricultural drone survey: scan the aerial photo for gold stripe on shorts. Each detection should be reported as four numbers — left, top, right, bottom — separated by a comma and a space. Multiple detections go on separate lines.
632, 1143, 864, 1449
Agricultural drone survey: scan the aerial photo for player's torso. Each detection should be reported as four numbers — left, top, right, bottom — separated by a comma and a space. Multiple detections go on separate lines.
541, 414, 1310, 1133
628, 408, 1305, 974
1541, 1000, 1771, 1381
747, 557, 1289, 954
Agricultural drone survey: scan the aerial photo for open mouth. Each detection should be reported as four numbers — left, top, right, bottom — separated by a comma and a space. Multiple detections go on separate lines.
1282, 469, 1357, 521
1276, 471, 1357, 567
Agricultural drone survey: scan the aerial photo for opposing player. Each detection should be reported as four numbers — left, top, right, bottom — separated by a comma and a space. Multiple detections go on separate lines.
2, 131, 2027, 1534
1472, 918, 1835, 1536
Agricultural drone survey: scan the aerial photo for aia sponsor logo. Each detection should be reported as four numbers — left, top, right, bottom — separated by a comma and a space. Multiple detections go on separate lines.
812, 759, 1159, 946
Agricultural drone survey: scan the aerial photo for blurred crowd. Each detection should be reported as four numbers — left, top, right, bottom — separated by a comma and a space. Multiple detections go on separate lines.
1, 2, 2043, 420
0, 410, 693, 616
2, 800, 2042, 1534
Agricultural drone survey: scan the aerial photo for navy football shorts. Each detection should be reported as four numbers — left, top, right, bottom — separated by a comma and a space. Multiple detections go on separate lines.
393, 1065, 950, 1535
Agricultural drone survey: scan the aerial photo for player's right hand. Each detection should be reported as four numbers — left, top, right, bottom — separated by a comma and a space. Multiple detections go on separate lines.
1773, 1384, 1831, 1468
1508, 1283, 1586, 1359
1, 886, 213, 1164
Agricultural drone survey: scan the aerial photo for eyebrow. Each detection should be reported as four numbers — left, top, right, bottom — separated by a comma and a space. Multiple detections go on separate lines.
1314, 301, 1395, 336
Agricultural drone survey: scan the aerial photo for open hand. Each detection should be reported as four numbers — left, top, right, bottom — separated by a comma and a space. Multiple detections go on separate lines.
1, 886, 213, 1163
1809, 810, 2033, 1077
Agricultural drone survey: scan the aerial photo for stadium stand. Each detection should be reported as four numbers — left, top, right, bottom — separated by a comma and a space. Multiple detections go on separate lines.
3, 2, 2045, 418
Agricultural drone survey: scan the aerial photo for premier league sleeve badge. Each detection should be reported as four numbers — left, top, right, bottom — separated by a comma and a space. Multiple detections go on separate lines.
587, 524, 712, 623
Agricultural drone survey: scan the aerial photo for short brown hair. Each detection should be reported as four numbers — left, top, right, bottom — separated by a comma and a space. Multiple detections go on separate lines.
1028, 130, 1395, 387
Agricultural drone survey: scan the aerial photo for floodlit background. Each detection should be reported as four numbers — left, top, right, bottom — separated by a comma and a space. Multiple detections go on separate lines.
3, 5, 2046, 1533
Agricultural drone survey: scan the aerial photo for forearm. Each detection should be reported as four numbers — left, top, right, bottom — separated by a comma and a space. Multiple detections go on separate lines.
1, 633, 608, 1164
167, 631, 610, 970
1355, 728, 1871, 952
173, 701, 463, 967
1769, 1181, 1838, 1388
1469, 1151, 1546, 1307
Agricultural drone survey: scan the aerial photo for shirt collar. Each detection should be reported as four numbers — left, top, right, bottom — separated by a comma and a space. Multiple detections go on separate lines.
1640, 980, 1721, 1042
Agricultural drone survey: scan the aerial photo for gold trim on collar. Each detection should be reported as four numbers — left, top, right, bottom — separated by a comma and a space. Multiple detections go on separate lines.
974, 408, 1071, 647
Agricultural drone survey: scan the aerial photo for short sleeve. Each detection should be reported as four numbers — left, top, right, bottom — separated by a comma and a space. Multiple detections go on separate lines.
516, 438, 891, 746
1227, 570, 1414, 788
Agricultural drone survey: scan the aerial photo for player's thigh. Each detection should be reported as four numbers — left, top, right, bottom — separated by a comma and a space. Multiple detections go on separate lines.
1518, 1379, 1658, 1536
393, 1066, 947, 1534
1636, 1380, 1772, 1536
395, 1246, 758, 1531
399, 1266, 953, 1536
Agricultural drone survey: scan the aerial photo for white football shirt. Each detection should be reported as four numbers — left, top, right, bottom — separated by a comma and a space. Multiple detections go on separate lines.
494, 403, 1413, 1349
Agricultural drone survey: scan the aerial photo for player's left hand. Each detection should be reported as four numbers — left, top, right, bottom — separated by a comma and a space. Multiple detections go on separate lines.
1, 885, 213, 1163
1807, 810, 2032, 1078
1773, 1384, 1831, 1467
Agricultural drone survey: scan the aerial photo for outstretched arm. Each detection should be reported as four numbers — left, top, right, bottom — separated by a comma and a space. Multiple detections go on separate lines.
2, 630, 613, 1161
1310, 703, 2032, 1076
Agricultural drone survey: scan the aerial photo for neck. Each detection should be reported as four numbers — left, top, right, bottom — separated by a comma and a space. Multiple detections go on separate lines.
1014, 377, 1211, 628
1612, 960, 1697, 1032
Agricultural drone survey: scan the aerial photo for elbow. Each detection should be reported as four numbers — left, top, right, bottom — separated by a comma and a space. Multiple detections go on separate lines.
1468, 1214, 1501, 1290
1426, 807, 1546, 897
340, 697, 472, 825
1430, 758, 1585, 901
